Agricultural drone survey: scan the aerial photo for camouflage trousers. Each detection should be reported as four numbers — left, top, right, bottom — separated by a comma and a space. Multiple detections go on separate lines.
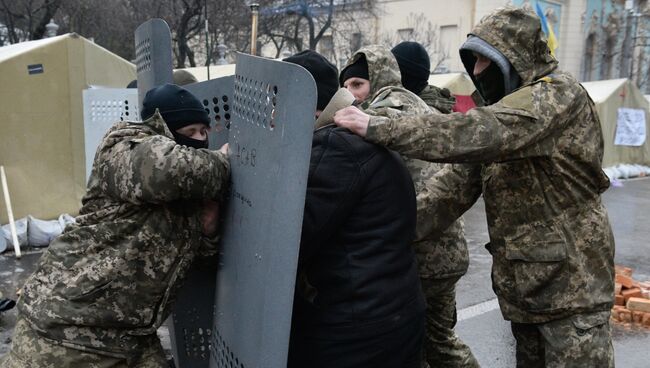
420, 277, 479, 368
0, 318, 168, 368
510, 311, 614, 368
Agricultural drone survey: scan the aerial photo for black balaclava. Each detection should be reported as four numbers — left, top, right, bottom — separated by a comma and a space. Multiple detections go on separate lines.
283, 50, 339, 111
391, 41, 431, 95
339, 55, 369, 87
141, 84, 210, 149
459, 35, 521, 105
474, 61, 505, 105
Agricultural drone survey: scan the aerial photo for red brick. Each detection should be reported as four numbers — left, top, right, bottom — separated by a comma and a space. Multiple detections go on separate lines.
615, 295, 626, 306
632, 311, 644, 324
620, 309, 632, 323
622, 288, 642, 301
615, 283, 623, 295
643, 313, 650, 327
615, 265, 634, 277
616, 274, 636, 289
627, 297, 650, 313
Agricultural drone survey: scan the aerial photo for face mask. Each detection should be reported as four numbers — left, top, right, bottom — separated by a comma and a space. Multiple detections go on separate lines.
172, 132, 209, 149
475, 61, 505, 105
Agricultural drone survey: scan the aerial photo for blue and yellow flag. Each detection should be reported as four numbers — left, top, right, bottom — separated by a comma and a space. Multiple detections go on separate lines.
535, 2, 558, 57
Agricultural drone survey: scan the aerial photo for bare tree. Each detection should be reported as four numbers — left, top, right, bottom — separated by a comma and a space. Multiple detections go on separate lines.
380, 12, 448, 71
258, 0, 378, 58
0, 0, 63, 44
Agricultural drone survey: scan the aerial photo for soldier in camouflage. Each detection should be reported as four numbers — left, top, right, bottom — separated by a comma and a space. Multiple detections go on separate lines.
340, 44, 479, 368
335, 7, 615, 367
0, 84, 230, 367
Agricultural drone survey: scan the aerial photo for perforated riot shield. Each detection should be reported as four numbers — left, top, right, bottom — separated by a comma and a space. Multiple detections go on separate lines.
166, 76, 233, 368
209, 53, 316, 368
134, 19, 173, 108
82, 88, 139, 181
185, 76, 234, 149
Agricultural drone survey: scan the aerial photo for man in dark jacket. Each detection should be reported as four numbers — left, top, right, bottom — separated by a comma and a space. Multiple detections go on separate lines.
284, 50, 425, 368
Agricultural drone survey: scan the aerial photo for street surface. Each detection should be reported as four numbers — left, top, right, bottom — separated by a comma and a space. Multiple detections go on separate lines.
455, 177, 650, 367
1, 178, 650, 365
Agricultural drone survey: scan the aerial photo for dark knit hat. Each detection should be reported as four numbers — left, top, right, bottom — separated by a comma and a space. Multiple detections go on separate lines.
339, 55, 369, 87
140, 84, 210, 131
391, 41, 431, 94
284, 50, 339, 111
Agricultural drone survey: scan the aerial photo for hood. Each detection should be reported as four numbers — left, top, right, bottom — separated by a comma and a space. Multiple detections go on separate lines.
341, 45, 403, 101
459, 6, 557, 90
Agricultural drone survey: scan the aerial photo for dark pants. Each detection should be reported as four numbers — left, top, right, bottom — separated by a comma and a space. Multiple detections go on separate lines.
288, 309, 424, 368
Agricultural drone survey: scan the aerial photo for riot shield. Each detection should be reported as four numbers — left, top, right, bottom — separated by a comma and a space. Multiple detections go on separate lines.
82, 88, 139, 181
209, 53, 316, 368
134, 19, 173, 109
166, 75, 234, 368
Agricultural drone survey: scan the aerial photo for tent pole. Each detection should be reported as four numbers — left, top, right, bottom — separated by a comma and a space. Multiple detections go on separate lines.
0, 166, 21, 259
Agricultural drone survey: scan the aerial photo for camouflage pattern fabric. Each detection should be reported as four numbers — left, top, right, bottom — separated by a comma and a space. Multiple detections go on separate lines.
510, 311, 614, 368
420, 277, 480, 368
418, 85, 456, 114
6, 111, 230, 361
0, 318, 167, 367
356, 45, 477, 368
365, 5, 615, 325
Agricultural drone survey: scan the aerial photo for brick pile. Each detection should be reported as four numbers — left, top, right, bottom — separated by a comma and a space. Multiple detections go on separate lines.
610, 265, 650, 327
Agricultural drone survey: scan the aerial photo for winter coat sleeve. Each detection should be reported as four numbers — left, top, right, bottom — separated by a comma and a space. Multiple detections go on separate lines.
414, 163, 482, 241
97, 134, 230, 204
366, 79, 583, 163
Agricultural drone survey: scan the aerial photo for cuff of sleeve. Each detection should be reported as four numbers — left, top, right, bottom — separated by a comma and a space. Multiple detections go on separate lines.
366, 116, 393, 146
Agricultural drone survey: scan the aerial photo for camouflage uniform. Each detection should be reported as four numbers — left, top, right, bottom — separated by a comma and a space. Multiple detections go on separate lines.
418, 84, 456, 114
344, 45, 478, 368
362, 7, 615, 367
0, 111, 230, 367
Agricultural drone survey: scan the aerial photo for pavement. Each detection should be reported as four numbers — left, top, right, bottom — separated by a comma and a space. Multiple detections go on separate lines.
1, 177, 650, 365
455, 177, 650, 367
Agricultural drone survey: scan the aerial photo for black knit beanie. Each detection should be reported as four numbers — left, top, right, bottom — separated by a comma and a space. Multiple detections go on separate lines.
140, 84, 210, 131
391, 41, 431, 94
284, 50, 339, 111
339, 55, 369, 87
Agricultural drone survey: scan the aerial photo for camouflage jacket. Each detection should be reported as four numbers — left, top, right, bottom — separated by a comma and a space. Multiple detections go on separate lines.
365, 7, 615, 323
350, 45, 470, 280
418, 84, 456, 114
17, 112, 230, 357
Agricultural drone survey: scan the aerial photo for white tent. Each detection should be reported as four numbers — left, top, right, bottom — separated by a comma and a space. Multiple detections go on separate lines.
176, 64, 235, 82
582, 79, 650, 167
0, 34, 136, 223
427, 72, 475, 96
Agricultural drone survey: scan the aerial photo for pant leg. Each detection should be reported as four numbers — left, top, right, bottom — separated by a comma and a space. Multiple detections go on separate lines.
0, 318, 126, 368
420, 277, 479, 368
511, 321, 545, 368
538, 311, 614, 368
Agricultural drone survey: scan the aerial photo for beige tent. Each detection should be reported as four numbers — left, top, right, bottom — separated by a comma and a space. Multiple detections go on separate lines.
582, 79, 650, 167
427, 72, 475, 95
176, 64, 235, 82
0, 34, 136, 223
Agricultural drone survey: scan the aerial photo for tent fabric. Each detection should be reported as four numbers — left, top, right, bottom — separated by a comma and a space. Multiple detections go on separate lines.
582, 78, 650, 167
176, 65, 235, 82
0, 33, 136, 223
427, 72, 476, 96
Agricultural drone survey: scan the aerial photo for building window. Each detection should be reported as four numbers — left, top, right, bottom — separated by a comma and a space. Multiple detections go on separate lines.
397, 28, 414, 41
319, 35, 335, 61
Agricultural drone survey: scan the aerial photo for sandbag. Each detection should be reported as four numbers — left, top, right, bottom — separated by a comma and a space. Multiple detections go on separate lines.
1, 217, 28, 248
27, 215, 63, 247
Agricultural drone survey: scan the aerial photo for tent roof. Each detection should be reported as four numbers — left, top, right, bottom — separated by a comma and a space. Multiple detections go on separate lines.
0, 34, 68, 63
581, 78, 627, 104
